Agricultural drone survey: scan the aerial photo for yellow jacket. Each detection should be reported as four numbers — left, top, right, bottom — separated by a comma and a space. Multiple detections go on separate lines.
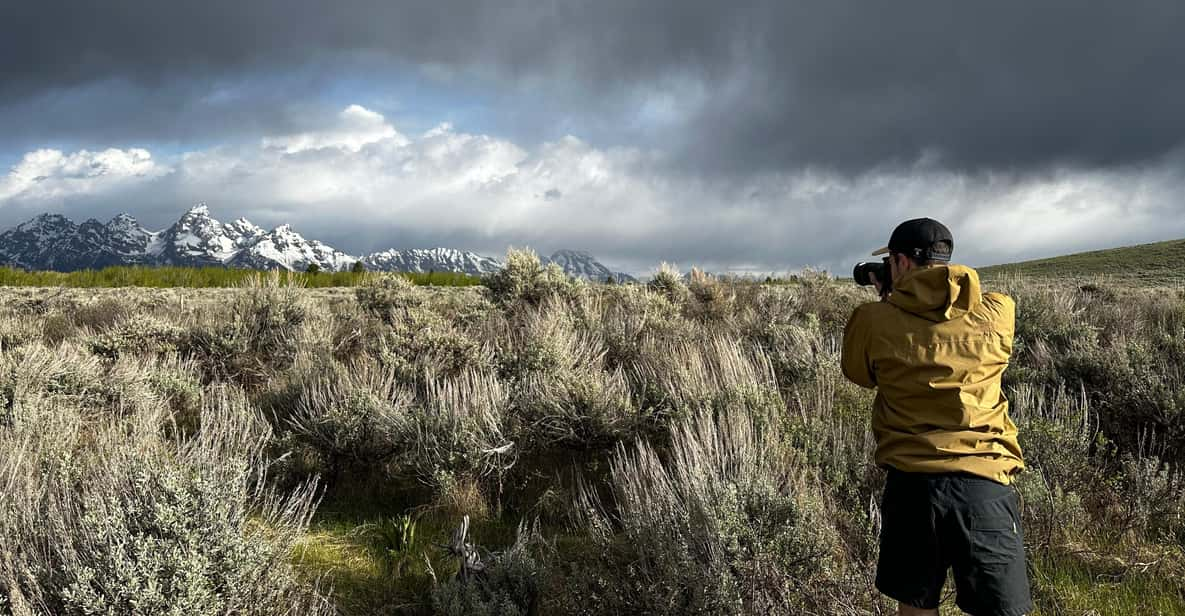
841, 264, 1024, 484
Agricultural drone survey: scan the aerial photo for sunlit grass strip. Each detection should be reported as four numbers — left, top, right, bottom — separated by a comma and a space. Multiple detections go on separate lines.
1028, 554, 1185, 615
0, 266, 482, 288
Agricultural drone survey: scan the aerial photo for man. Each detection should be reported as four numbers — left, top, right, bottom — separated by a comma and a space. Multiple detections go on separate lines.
841, 218, 1032, 616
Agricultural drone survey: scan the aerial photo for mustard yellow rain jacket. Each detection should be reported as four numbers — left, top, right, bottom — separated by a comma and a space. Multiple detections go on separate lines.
842, 264, 1024, 484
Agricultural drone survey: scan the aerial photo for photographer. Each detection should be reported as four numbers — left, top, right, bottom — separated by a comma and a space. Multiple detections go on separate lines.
842, 218, 1031, 616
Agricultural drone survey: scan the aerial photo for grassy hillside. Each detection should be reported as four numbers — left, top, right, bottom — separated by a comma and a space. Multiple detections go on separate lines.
979, 237, 1185, 284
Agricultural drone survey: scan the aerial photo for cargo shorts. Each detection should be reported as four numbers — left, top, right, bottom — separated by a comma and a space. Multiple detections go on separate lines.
876, 468, 1033, 616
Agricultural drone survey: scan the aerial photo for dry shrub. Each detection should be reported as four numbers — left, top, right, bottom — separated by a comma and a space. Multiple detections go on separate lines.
180, 274, 307, 387
1011, 384, 1185, 554
354, 271, 417, 322
429, 475, 492, 521
286, 357, 414, 472
411, 370, 515, 494
559, 403, 853, 615
744, 303, 832, 391
379, 307, 491, 383
1009, 385, 1097, 549
491, 300, 641, 446
483, 248, 579, 306
345, 278, 492, 382
583, 285, 682, 370
646, 262, 688, 304
515, 367, 637, 447
85, 315, 183, 360
40, 312, 77, 345
0, 349, 331, 615
0, 315, 40, 351
70, 296, 135, 332
328, 303, 386, 362
430, 520, 542, 616
277, 354, 514, 504
630, 335, 781, 419
496, 300, 602, 378
781, 269, 867, 333
685, 267, 736, 323
146, 358, 205, 437
0, 342, 169, 429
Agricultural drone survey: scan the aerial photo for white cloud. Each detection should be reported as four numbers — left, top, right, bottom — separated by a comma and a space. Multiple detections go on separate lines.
0, 147, 164, 203
261, 104, 407, 153
3, 104, 1184, 275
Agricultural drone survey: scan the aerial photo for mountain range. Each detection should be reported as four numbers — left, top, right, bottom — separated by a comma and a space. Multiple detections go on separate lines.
0, 204, 636, 282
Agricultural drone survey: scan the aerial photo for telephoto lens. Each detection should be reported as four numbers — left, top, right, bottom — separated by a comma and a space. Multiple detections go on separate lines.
853, 261, 887, 287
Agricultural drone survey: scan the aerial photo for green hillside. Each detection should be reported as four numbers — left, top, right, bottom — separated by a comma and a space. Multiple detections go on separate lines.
979, 237, 1185, 285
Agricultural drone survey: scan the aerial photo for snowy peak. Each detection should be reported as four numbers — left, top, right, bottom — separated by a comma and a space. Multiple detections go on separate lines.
184, 203, 211, 217
543, 249, 636, 283
230, 224, 354, 272
152, 205, 354, 271
106, 213, 144, 233
362, 247, 503, 276
0, 206, 636, 280
104, 213, 154, 255
16, 213, 76, 237
224, 217, 267, 244
0, 212, 152, 270
157, 204, 240, 264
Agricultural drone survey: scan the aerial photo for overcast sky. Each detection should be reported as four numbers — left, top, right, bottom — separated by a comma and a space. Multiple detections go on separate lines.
2, 1, 1185, 275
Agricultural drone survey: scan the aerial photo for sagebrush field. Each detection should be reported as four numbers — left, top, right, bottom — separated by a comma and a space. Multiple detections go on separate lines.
1, 251, 1183, 615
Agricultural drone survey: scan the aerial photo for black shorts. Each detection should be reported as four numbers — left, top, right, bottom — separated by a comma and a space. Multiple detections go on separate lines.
877, 468, 1033, 616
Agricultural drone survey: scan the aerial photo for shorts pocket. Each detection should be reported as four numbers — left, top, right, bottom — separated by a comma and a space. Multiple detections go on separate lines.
967, 509, 1022, 567
969, 513, 1017, 533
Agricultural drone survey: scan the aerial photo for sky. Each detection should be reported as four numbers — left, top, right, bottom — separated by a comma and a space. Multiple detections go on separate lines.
2, 1, 1185, 275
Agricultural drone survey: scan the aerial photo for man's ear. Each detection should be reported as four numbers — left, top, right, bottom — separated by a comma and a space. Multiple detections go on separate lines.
893, 253, 913, 277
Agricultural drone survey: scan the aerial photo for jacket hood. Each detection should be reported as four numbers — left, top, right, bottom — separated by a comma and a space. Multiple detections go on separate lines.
889, 264, 982, 322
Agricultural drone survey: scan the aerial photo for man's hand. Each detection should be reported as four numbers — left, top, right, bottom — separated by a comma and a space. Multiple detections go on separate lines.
870, 271, 887, 299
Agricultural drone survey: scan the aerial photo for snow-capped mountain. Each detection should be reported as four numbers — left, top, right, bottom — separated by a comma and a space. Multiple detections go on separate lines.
0, 213, 159, 271
228, 224, 356, 272
0, 205, 636, 281
139, 204, 356, 272
363, 247, 502, 276
543, 250, 636, 283
0, 205, 354, 273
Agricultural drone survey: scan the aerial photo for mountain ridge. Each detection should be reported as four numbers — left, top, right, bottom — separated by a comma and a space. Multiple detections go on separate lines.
0, 204, 636, 282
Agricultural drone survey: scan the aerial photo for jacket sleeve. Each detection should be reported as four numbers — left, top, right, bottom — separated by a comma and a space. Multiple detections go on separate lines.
842, 304, 877, 389
984, 292, 1017, 359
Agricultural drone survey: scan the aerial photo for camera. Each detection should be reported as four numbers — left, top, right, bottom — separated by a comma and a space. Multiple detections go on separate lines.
853, 259, 891, 294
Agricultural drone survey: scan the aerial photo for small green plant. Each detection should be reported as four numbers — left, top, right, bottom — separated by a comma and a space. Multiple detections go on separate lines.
372, 514, 419, 576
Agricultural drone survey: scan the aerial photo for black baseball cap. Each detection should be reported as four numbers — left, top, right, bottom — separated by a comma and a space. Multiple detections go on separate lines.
871, 218, 954, 262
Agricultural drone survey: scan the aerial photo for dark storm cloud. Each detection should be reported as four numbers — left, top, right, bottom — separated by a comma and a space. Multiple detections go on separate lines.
0, 78, 310, 154
5, 1, 1185, 173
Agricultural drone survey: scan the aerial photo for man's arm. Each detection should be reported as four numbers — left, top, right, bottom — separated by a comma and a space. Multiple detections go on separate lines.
842, 305, 877, 389
984, 292, 1017, 359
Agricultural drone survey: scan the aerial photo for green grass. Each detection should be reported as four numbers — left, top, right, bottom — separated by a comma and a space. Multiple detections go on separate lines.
0, 266, 481, 288
293, 488, 523, 616
979, 237, 1185, 285
1028, 553, 1185, 615
918, 553, 1185, 615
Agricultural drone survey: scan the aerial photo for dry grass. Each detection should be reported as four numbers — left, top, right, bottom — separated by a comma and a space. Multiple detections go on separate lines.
0, 254, 1182, 614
